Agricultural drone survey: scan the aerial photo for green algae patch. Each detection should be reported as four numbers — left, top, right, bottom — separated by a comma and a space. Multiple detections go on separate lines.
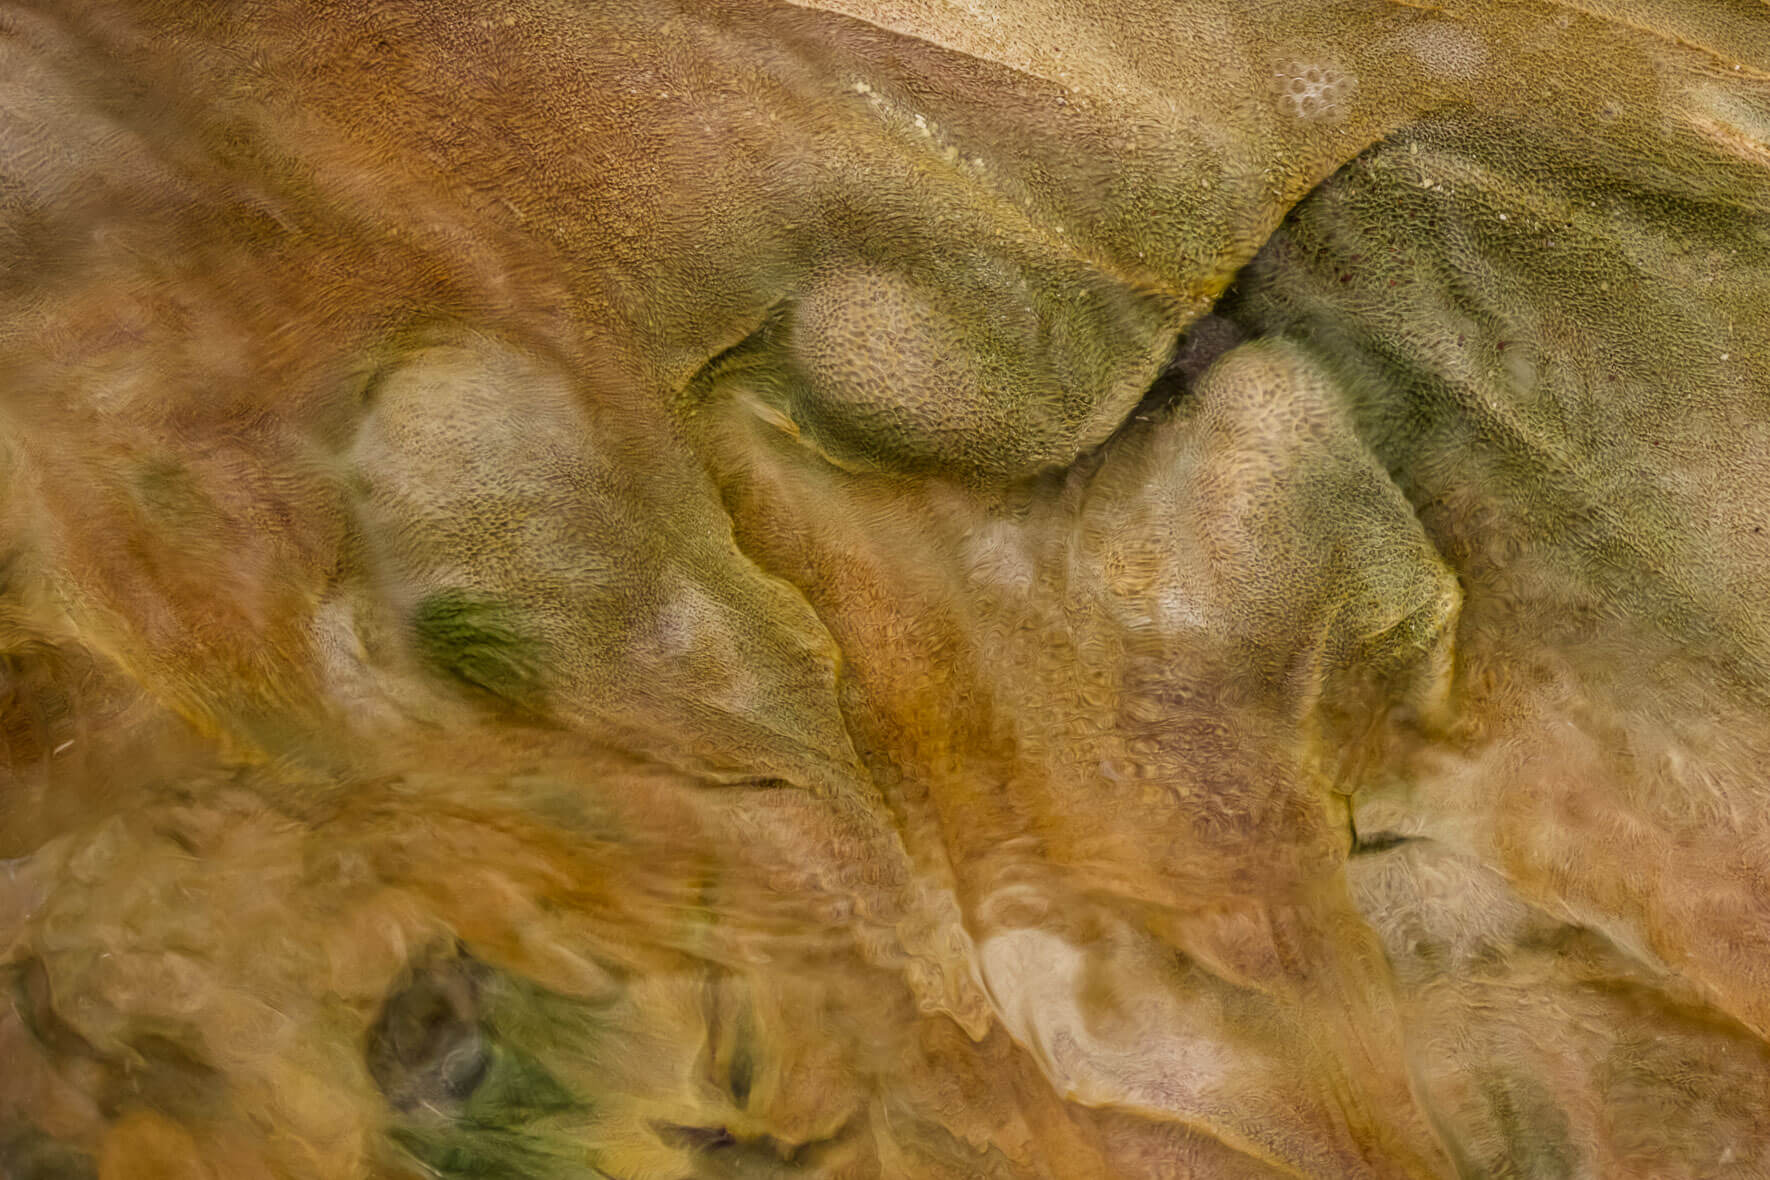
387, 1047, 588, 1180
1478, 1071, 1579, 1180
412, 590, 550, 715
380, 974, 610, 1180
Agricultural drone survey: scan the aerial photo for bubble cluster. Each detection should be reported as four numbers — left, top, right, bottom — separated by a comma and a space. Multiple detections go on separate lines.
1272, 60, 1356, 123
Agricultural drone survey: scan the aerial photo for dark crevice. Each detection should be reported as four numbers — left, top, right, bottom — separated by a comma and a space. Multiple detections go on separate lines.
653, 1122, 737, 1152
1346, 800, 1416, 857
653, 1117, 857, 1169
1158, 312, 1250, 398
677, 300, 794, 412
1107, 309, 1250, 432
1351, 830, 1416, 855
1021, 304, 1257, 502
726, 1042, 754, 1109
366, 950, 491, 1114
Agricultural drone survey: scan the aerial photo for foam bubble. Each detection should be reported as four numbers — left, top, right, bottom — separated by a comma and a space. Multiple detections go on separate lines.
1272, 59, 1357, 124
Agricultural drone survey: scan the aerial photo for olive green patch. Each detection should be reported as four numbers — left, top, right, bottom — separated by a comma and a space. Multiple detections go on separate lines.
465, 1043, 581, 1120
389, 1121, 574, 1180
1477, 1071, 1579, 1180
132, 458, 218, 527
0, 1126, 97, 1180
384, 978, 602, 1180
389, 1048, 587, 1179
411, 590, 549, 714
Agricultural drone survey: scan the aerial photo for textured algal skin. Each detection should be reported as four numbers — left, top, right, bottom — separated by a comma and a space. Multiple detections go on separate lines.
2, 0, 1769, 1176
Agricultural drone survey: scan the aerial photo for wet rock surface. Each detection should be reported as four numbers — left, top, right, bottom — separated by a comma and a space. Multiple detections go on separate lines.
4, 1, 1770, 1175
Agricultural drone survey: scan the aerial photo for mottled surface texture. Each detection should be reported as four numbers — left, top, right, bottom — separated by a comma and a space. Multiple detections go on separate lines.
3, 0, 1770, 1176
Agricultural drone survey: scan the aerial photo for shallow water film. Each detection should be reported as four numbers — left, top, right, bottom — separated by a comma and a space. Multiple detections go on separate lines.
5, 1, 1770, 1176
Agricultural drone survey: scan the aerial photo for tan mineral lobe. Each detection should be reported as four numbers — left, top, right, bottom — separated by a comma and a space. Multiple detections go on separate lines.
3, 0, 1770, 1175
